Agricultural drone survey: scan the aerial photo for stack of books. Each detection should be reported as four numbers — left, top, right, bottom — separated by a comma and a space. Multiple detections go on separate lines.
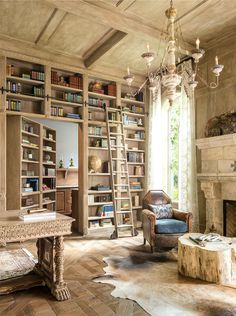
66, 113, 81, 119
19, 209, 56, 221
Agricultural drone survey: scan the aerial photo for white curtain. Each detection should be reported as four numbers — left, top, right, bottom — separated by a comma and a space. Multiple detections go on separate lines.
146, 85, 168, 192
178, 83, 199, 231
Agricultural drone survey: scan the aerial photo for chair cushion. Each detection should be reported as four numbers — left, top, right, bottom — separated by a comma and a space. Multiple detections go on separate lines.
155, 218, 188, 234
149, 203, 173, 219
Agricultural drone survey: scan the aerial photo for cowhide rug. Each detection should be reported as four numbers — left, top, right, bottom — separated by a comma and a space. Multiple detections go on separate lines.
94, 250, 236, 316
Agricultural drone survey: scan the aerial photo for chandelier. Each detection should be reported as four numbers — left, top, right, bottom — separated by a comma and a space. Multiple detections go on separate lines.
123, 0, 224, 105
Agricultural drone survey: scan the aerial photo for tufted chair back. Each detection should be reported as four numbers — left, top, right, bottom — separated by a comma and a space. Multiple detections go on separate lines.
142, 190, 172, 210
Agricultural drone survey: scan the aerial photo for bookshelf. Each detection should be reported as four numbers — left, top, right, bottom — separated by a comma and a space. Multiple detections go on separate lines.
121, 85, 146, 228
87, 77, 117, 231
6, 116, 56, 212
6, 58, 45, 115
51, 68, 83, 122
1, 55, 147, 235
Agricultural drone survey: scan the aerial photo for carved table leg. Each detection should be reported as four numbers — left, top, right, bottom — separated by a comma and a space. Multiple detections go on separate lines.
51, 236, 70, 301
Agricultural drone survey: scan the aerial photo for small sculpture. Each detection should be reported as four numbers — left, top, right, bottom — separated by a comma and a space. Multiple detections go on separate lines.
69, 157, 74, 168
89, 155, 102, 173
59, 159, 64, 168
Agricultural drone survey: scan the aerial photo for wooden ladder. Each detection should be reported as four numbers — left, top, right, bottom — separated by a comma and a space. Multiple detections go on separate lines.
105, 106, 137, 239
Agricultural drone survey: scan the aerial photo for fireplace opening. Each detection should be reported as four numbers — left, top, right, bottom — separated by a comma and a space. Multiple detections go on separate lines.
223, 200, 236, 237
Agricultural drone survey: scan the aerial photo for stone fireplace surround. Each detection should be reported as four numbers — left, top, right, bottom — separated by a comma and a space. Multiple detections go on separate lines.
196, 133, 236, 235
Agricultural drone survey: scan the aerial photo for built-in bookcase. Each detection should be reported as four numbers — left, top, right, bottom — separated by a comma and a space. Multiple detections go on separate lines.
6, 116, 56, 212
51, 68, 83, 122
87, 77, 117, 230
6, 58, 45, 115
121, 85, 146, 228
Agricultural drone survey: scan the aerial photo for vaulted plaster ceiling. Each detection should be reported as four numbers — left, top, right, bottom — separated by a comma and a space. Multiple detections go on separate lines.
0, 0, 235, 78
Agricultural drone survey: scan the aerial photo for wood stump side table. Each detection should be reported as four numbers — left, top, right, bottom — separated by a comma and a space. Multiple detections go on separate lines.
178, 233, 236, 285
0, 211, 74, 301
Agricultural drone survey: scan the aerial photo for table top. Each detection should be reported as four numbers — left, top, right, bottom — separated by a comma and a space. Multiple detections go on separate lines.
0, 211, 74, 245
0, 211, 73, 226
179, 233, 236, 251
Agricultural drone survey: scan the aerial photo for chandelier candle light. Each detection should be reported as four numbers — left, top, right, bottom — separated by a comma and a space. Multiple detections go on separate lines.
123, 0, 224, 105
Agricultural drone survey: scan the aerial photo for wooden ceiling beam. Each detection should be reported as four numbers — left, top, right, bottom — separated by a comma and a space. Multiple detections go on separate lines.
35, 8, 67, 45
45, 0, 193, 54
84, 30, 127, 68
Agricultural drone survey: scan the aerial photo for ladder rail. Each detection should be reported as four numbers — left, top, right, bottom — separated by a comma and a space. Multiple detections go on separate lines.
105, 106, 136, 238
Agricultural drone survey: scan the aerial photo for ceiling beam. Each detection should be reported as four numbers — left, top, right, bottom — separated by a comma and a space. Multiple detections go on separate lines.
45, 0, 194, 53
35, 8, 67, 45
84, 30, 127, 68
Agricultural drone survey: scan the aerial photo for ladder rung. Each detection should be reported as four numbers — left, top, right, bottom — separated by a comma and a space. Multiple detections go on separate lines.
117, 224, 133, 228
112, 145, 125, 148
115, 197, 131, 200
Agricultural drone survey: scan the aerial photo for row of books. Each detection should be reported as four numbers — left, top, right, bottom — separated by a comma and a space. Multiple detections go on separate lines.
31, 70, 45, 81
7, 99, 21, 111
51, 106, 64, 117
33, 86, 44, 97
7, 81, 22, 93
127, 152, 144, 163
130, 181, 142, 189
61, 92, 82, 103
88, 97, 109, 108
88, 126, 103, 136
127, 131, 145, 140
89, 218, 113, 228
51, 71, 83, 90
123, 115, 143, 126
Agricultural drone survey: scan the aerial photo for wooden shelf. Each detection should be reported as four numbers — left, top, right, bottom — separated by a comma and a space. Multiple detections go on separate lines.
121, 97, 144, 105
88, 173, 110, 176
127, 149, 145, 153
125, 138, 145, 142
88, 105, 105, 112
43, 149, 56, 153
88, 216, 114, 220
7, 92, 44, 101
21, 191, 40, 197
88, 91, 116, 100
21, 204, 39, 210
43, 176, 56, 178
51, 99, 83, 107
42, 200, 56, 205
123, 111, 145, 117
88, 120, 106, 126
132, 206, 142, 210
22, 130, 40, 138
88, 190, 112, 194
42, 189, 56, 194
51, 84, 83, 93
124, 125, 145, 131
129, 175, 145, 178
88, 225, 114, 231
21, 176, 39, 179
22, 159, 39, 164
21, 144, 39, 150
43, 137, 56, 143
88, 134, 107, 138
43, 162, 56, 166
7, 111, 45, 118
130, 189, 144, 192
88, 202, 113, 206
127, 162, 145, 165
7, 75, 44, 85
88, 147, 109, 151
49, 116, 83, 123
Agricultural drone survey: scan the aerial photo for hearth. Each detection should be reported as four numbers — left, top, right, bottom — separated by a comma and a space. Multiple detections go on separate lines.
223, 200, 236, 236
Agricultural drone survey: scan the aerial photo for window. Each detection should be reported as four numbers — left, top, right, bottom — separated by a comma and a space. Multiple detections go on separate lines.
168, 98, 180, 201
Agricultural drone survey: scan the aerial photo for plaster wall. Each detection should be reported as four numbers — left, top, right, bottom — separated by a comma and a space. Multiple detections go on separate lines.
195, 35, 236, 232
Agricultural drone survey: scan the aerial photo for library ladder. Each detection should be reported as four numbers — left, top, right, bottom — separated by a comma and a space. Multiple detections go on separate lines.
105, 107, 137, 239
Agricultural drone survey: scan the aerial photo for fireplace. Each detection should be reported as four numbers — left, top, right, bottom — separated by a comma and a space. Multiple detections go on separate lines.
196, 133, 236, 235
223, 200, 236, 237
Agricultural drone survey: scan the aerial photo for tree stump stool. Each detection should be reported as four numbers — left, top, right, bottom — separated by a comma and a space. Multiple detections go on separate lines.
178, 233, 236, 285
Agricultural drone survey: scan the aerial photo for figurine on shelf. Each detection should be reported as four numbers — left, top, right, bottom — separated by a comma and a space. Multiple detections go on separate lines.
69, 156, 74, 168
58, 157, 64, 168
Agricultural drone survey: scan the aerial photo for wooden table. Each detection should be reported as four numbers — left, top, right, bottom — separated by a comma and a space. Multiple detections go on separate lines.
0, 211, 74, 301
178, 233, 236, 286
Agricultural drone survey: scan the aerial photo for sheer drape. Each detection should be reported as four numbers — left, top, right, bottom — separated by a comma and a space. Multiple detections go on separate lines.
147, 86, 168, 192
178, 84, 199, 231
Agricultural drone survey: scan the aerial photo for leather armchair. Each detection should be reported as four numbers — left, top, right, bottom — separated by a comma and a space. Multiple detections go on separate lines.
142, 190, 193, 252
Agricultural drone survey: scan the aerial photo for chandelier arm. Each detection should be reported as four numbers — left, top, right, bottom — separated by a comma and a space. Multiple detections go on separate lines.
197, 72, 219, 89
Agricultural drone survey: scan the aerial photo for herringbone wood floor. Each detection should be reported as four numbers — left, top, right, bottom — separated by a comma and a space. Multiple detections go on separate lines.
0, 231, 149, 316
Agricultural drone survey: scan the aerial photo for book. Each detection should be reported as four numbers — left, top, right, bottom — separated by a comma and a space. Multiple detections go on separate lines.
19, 209, 56, 221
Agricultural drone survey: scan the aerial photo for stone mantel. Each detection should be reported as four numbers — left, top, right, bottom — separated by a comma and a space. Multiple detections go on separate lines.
196, 133, 236, 149
196, 134, 236, 234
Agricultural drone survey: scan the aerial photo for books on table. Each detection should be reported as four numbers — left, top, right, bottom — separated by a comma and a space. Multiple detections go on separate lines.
19, 208, 56, 221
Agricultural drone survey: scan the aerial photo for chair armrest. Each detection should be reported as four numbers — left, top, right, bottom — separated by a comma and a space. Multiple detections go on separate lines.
142, 209, 156, 245
172, 208, 193, 232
